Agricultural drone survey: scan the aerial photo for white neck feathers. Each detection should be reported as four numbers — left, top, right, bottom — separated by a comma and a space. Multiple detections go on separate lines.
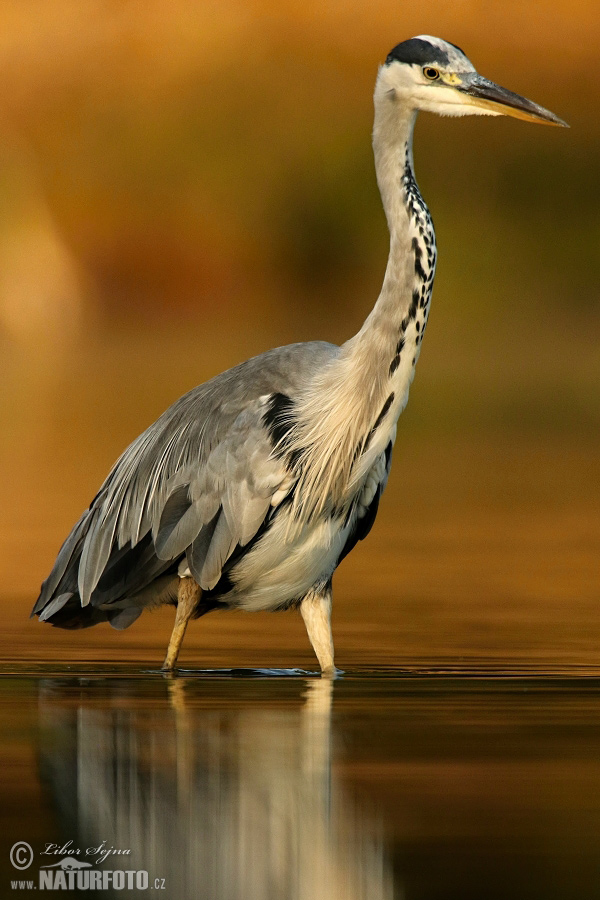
286, 84, 436, 523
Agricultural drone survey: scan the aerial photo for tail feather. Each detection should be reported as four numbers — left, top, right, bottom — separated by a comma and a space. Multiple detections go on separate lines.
33, 512, 180, 630
92, 532, 175, 606
38, 593, 73, 622
37, 597, 114, 630
108, 608, 143, 630
32, 512, 90, 617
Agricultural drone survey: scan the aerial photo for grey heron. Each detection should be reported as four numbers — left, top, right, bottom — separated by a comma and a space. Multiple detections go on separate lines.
32, 37, 567, 674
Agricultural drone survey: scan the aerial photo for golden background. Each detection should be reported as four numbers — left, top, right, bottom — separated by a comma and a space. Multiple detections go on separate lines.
0, 0, 598, 668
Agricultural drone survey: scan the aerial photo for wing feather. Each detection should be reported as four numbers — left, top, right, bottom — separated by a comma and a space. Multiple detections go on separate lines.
32, 512, 90, 615
34, 341, 339, 623
78, 508, 119, 606
38, 593, 73, 622
200, 509, 238, 590
186, 514, 220, 585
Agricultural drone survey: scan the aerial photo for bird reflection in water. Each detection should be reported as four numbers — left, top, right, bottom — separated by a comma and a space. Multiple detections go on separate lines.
37, 676, 393, 900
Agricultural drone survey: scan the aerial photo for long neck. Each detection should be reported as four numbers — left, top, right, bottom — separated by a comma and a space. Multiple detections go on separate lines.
287, 98, 437, 522
344, 101, 436, 401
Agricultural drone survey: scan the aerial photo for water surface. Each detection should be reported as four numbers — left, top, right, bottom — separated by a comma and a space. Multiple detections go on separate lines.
2, 665, 600, 899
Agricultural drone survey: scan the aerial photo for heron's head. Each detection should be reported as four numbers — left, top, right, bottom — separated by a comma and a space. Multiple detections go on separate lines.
376, 36, 567, 127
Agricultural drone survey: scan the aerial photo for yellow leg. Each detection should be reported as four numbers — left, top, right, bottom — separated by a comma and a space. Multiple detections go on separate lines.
300, 585, 335, 677
162, 577, 201, 672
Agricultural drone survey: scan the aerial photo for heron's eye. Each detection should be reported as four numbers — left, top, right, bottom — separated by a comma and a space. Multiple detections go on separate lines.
423, 67, 440, 81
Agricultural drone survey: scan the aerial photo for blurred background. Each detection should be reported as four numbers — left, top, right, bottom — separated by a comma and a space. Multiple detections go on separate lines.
0, 0, 598, 667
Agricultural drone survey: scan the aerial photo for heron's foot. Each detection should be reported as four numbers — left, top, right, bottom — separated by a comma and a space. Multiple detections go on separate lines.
320, 665, 343, 679
160, 659, 178, 674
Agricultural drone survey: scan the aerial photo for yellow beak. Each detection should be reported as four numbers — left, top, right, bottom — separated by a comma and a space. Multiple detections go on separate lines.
457, 73, 568, 127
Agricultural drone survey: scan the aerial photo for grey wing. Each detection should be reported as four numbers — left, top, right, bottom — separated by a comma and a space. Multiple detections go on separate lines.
150, 396, 295, 591
32, 341, 338, 626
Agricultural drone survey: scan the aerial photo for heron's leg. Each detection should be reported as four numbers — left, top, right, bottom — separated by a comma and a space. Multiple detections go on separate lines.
300, 583, 335, 677
162, 577, 201, 672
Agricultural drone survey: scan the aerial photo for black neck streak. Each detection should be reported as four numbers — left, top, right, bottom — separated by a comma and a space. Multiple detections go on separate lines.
387, 148, 437, 379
